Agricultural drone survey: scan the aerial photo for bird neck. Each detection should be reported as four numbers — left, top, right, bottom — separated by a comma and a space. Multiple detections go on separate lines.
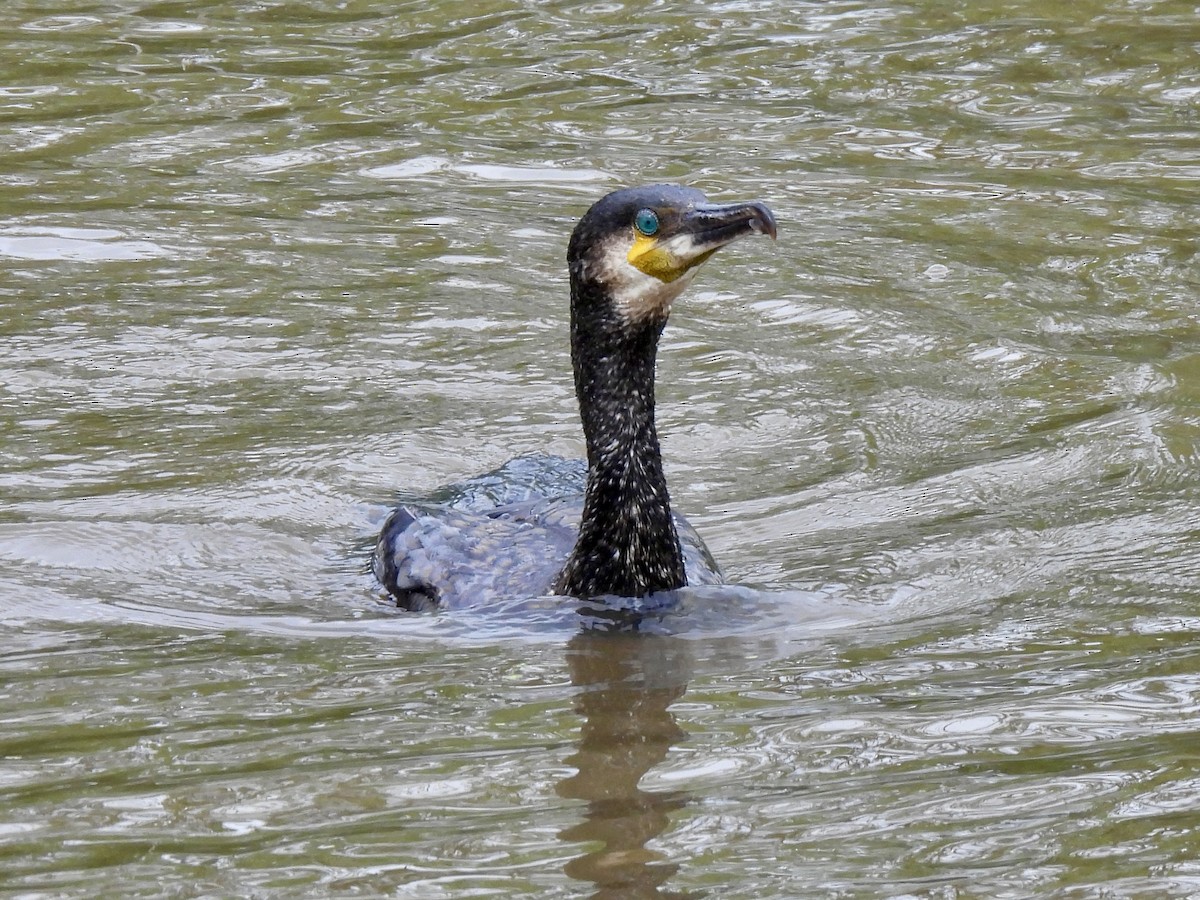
554, 278, 687, 599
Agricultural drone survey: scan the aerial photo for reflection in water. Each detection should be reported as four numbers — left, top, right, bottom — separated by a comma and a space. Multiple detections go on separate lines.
559, 630, 698, 899
5, 0, 1200, 894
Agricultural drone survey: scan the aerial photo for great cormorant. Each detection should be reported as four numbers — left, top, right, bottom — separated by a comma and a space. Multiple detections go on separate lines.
373, 184, 777, 610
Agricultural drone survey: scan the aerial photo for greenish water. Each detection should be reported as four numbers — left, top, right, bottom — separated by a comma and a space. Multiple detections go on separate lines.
3, 0, 1200, 896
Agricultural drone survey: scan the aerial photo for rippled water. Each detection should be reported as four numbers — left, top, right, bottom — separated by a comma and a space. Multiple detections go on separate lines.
3, 0, 1200, 896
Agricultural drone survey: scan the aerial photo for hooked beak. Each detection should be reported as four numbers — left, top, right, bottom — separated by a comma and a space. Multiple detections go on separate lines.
686, 200, 779, 246
628, 199, 777, 283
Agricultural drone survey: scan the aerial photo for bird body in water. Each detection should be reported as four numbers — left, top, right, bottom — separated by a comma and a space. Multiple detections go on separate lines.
374, 184, 777, 610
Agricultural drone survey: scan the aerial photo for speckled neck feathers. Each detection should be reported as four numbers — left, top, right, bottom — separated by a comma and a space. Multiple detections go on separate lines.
552, 266, 686, 599
546, 183, 777, 600
372, 184, 774, 610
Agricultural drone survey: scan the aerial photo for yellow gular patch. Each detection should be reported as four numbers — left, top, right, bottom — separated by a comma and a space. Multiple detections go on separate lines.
627, 232, 717, 283
627, 232, 685, 283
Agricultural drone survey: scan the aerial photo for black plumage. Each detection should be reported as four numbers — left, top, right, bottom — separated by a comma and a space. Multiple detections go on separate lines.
374, 184, 776, 610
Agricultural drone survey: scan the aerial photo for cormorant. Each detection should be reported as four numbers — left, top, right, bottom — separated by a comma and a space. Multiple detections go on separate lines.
374, 184, 777, 610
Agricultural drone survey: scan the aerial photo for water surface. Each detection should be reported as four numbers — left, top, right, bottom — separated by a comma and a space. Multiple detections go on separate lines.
3, 1, 1200, 896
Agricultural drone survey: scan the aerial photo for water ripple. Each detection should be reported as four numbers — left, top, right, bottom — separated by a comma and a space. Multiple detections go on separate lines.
4, 1, 1200, 896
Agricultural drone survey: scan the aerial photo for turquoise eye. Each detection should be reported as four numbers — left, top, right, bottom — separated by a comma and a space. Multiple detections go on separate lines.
634, 208, 659, 236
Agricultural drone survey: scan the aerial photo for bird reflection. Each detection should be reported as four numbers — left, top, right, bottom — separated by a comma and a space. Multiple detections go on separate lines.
558, 628, 698, 899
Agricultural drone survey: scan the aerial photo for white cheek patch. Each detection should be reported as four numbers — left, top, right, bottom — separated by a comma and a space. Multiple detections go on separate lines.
614, 269, 693, 326
592, 233, 696, 327
656, 233, 699, 261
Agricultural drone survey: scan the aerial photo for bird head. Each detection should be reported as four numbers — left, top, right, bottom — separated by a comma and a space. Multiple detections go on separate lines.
568, 184, 777, 328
